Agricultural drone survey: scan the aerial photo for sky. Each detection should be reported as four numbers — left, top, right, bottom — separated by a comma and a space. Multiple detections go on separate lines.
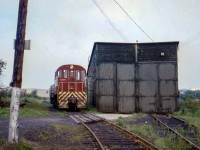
0, 0, 200, 89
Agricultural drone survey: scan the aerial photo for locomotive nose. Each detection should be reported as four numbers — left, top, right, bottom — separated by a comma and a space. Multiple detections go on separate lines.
70, 84, 75, 91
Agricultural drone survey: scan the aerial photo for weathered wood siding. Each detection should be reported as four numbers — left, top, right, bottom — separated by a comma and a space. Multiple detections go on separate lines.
97, 43, 135, 63
137, 43, 177, 61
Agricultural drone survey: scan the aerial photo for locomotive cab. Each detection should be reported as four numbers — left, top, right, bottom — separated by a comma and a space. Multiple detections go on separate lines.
52, 64, 86, 110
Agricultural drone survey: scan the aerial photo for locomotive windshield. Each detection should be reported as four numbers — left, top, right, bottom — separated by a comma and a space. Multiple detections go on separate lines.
64, 70, 68, 78
76, 70, 80, 81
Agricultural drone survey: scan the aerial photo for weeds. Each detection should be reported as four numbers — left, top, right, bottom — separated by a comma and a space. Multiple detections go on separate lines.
82, 106, 101, 114
115, 117, 126, 128
0, 97, 50, 118
0, 141, 34, 150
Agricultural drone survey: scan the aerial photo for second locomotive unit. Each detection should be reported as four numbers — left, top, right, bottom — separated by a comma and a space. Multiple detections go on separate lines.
49, 64, 86, 109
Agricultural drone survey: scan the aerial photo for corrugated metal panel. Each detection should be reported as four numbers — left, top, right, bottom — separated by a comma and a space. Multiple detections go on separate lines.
96, 80, 114, 95
98, 63, 114, 79
118, 97, 135, 113
118, 81, 135, 96
139, 97, 156, 112
138, 64, 157, 80
159, 63, 176, 79
117, 64, 135, 80
160, 81, 176, 96
87, 77, 93, 106
98, 96, 115, 112
161, 97, 176, 112
139, 81, 157, 96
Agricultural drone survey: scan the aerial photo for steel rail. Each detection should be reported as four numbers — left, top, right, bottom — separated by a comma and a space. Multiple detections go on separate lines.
71, 113, 159, 150
102, 119, 160, 150
168, 115, 198, 130
74, 116, 105, 150
150, 114, 200, 150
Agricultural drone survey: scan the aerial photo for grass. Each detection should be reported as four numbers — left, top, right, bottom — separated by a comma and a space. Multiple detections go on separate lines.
0, 97, 50, 118
82, 105, 101, 114
52, 124, 81, 133
173, 100, 200, 129
113, 114, 192, 149
0, 108, 10, 118
0, 139, 34, 150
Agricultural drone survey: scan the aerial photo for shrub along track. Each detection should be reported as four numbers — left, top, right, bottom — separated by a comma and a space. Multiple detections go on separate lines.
70, 113, 159, 150
150, 114, 200, 150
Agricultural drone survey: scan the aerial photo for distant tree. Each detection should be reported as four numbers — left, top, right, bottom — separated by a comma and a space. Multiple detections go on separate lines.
0, 59, 6, 100
0, 59, 6, 77
31, 90, 37, 98
180, 90, 200, 100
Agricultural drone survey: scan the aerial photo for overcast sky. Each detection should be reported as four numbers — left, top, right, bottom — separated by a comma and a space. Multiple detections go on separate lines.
0, 0, 200, 89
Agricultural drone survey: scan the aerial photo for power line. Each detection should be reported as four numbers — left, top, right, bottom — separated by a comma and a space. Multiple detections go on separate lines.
92, 0, 128, 42
180, 32, 200, 48
113, 0, 154, 42
113, 0, 180, 53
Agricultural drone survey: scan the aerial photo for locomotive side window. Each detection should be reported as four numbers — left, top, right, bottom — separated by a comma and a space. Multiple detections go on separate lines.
76, 70, 80, 81
70, 70, 74, 77
58, 70, 62, 78
81, 70, 85, 81
64, 70, 68, 78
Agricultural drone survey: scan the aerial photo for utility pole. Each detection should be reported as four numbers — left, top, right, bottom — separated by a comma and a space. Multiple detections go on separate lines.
9, 0, 28, 143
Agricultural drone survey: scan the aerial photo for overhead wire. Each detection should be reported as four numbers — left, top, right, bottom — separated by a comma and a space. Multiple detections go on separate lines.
112, 0, 200, 54
113, 0, 155, 42
113, 0, 167, 52
92, 0, 129, 42
180, 32, 200, 49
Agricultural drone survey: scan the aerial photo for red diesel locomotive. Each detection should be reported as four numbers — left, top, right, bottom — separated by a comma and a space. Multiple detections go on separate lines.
49, 64, 86, 109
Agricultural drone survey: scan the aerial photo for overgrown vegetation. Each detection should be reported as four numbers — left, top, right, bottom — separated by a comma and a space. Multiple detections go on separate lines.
114, 114, 193, 149
173, 97, 200, 137
0, 139, 34, 150
82, 105, 101, 114
0, 97, 50, 118
112, 95, 200, 149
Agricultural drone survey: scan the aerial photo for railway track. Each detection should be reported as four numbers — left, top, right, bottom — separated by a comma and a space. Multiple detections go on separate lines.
70, 113, 159, 150
150, 114, 200, 150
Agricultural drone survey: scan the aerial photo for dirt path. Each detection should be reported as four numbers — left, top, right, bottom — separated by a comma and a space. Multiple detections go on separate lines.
0, 112, 96, 149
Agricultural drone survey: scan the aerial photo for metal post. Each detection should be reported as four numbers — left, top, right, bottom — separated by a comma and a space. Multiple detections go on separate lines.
9, 0, 28, 143
135, 43, 138, 63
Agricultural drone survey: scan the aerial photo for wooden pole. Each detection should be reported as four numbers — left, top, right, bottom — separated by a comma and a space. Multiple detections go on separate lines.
8, 87, 20, 143
9, 0, 28, 143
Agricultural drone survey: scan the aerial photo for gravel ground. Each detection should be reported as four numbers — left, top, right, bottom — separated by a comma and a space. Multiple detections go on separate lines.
0, 115, 75, 139
0, 113, 97, 150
